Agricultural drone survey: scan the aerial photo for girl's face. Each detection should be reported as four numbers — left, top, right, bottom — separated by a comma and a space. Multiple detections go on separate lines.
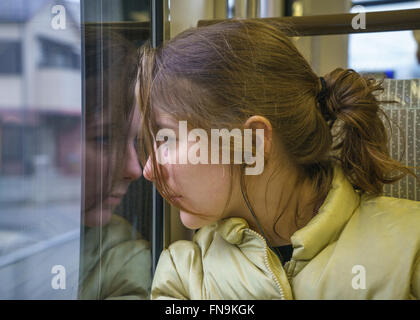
84, 107, 142, 227
143, 109, 233, 230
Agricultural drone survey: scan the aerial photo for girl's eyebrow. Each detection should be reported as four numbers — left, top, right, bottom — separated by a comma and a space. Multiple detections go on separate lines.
87, 125, 125, 139
87, 122, 118, 132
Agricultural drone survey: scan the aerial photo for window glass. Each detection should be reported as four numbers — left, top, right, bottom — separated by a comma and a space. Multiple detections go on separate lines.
38, 37, 80, 69
0, 0, 153, 300
78, 0, 153, 300
349, 1, 420, 79
0, 0, 82, 299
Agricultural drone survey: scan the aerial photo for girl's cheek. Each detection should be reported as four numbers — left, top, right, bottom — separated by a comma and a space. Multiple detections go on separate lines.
156, 137, 207, 166
156, 140, 177, 164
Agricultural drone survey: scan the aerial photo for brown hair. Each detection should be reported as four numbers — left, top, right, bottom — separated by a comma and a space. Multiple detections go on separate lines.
137, 19, 419, 218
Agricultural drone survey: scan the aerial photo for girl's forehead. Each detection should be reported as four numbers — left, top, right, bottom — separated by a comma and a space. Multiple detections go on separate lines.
154, 108, 178, 126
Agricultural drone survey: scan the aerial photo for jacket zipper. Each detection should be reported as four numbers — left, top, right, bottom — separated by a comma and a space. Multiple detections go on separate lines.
284, 260, 295, 282
246, 228, 288, 300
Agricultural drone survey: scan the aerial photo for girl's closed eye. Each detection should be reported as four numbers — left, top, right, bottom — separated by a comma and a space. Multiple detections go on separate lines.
155, 130, 179, 145
92, 135, 110, 146
133, 136, 139, 149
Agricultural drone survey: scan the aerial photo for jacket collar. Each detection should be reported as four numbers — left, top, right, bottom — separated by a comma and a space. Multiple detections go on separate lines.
290, 165, 360, 261
215, 165, 360, 261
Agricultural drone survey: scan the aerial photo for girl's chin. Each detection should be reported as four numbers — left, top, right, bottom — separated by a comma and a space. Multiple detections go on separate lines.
179, 210, 213, 230
83, 206, 113, 227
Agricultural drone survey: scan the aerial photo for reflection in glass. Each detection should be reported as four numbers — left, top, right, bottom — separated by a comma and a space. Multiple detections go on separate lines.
78, 0, 153, 300
78, 27, 150, 299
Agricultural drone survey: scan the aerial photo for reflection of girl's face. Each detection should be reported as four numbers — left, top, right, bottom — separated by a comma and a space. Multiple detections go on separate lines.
84, 107, 142, 227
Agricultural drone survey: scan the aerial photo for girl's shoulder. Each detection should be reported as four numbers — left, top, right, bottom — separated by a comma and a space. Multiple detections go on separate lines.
360, 194, 420, 213
357, 194, 420, 237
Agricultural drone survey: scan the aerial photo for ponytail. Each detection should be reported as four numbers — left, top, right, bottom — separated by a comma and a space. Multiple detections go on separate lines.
322, 68, 419, 197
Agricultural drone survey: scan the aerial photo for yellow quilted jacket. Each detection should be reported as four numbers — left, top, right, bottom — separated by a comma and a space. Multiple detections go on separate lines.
79, 215, 151, 299
151, 166, 420, 299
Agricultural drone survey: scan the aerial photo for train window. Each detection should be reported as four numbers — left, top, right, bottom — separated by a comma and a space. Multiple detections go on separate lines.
349, 1, 420, 79
0, 0, 155, 300
225, 0, 353, 19
0, 0, 83, 299
79, 0, 153, 301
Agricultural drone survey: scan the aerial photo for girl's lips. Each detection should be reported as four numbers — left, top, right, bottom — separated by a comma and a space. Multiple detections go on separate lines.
169, 195, 182, 204
106, 195, 123, 205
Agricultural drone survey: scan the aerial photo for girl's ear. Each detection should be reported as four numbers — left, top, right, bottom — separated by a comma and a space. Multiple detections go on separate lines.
243, 115, 273, 158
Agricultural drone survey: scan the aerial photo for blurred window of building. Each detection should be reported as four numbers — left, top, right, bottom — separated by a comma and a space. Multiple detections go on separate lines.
38, 37, 80, 70
0, 41, 23, 74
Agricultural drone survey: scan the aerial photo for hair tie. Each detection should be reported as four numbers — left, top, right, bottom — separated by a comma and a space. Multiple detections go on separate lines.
319, 77, 327, 96
317, 77, 336, 121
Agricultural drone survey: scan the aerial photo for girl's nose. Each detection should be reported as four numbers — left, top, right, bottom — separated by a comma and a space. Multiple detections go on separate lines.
143, 156, 155, 182
124, 144, 143, 181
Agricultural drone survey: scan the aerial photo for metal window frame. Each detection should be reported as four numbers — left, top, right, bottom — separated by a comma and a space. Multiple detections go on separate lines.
353, 0, 419, 7
151, 0, 171, 276
198, 8, 420, 35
